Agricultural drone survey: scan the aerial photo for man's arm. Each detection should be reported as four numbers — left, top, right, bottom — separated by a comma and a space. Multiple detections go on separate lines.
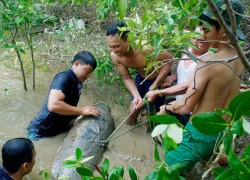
165, 63, 210, 115
146, 81, 189, 103
48, 89, 100, 116
149, 51, 173, 90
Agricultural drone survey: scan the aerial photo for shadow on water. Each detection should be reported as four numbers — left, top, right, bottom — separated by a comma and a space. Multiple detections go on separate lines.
0, 65, 157, 179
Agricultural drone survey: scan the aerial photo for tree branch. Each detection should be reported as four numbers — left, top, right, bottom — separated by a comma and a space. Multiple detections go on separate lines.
206, 0, 250, 71
224, 0, 237, 35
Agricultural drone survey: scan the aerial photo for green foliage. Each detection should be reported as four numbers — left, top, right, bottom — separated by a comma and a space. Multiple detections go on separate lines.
190, 91, 250, 179
149, 90, 250, 179
62, 148, 138, 180
118, 0, 128, 20
101, 158, 109, 178
0, 0, 56, 90
192, 112, 228, 135
39, 169, 53, 180
148, 114, 180, 125
122, 0, 207, 62
128, 166, 137, 180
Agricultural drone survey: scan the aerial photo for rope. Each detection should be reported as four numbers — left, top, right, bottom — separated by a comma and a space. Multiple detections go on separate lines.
98, 109, 136, 147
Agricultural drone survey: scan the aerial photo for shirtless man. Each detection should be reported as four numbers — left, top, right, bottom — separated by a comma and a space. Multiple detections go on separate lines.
160, 0, 245, 173
146, 33, 210, 125
106, 22, 172, 125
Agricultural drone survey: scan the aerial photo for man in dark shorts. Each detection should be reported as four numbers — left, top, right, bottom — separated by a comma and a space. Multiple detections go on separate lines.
27, 51, 100, 140
106, 22, 172, 127
0, 138, 36, 179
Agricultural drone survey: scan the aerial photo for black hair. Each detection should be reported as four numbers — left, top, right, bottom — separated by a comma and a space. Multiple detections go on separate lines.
2, 138, 34, 174
106, 22, 129, 39
199, 14, 221, 30
72, 51, 97, 70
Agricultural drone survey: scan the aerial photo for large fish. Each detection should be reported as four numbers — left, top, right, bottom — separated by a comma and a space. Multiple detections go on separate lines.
52, 102, 115, 179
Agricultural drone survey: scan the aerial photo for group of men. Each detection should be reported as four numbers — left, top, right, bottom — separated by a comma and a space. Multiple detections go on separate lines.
1, 0, 247, 178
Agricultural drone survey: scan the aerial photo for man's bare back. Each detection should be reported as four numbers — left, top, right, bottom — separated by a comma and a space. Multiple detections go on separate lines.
164, 47, 244, 121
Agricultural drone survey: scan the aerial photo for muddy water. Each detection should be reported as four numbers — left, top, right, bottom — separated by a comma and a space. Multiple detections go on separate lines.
0, 66, 158, 179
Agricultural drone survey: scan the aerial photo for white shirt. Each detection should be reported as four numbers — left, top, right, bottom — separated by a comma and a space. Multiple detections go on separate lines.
175, 52, 211, 100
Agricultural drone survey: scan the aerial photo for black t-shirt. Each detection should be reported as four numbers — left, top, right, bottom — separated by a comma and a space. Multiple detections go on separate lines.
27, 69, 82, 138
0, 167, 13, 180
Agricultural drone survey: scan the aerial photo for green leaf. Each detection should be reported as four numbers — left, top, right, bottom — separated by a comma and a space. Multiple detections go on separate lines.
216, 108, 228, 116
93, 177, 103, 180
223, 131, 233, 155
148, 114, 179, 124
162, 135, 178, 151
173, 0, 185, 9
82, 177, 93, 180
241, 144, 250, 163
242, 117, 250, 134
144, 172, 158, 180
154, 144, 161, 161
192, 112, 228, 135
216, 168, 238, 180
116, 166, 124, 177
63, 160, 78, 168
102, 158, 109, 177
128, 166, 137, 180
230, 118, 244, 136
108, 173, 123, 180
153, 34, 164, 58
183, 46, 198, 63
228, 91, 250, 121
213, 167, 226, 178
158, 165, 168, 178
228, 149, 250, 179
76, 167, 93, 177
76, 148, 83, 161
169, 163, 186, 173
130, 0, 138, 9
109, 166, 124, 177
118, 0, 128, 20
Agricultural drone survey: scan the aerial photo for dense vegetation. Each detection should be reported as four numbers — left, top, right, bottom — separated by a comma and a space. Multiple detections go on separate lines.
1, 0, 250, 179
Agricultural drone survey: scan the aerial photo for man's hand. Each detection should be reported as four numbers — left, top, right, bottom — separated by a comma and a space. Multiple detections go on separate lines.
157, 104, 172, 115
240, 83, 250, 92
161, 75, 175, 88
132, 96, 143, 110
157, 105, 167, 115
81, 106, 100, 116
145, 90, 158, 102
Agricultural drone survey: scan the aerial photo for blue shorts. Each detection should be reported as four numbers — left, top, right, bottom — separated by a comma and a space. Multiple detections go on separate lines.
133, 74, 165, 113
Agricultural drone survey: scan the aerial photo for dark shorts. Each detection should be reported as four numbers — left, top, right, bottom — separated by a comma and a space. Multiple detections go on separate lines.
169, 112, 190, 126
165, 121, 219, 174
133, 74, 165, 113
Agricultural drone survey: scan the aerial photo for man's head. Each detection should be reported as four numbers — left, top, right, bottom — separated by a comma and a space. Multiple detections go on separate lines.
2, 138, 36, 176
191, 27, 210, 55
106, 22, 130, 57
200, 0, 244, 47
72, 51, 97, 82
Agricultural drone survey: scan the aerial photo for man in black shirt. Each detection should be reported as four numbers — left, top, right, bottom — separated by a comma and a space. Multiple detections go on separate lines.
27, 51, 100, 140
0, 138, 36, 180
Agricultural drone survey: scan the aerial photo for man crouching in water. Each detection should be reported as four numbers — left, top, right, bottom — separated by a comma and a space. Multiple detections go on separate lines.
160, 0, 245, 174
27, 51, 100, 140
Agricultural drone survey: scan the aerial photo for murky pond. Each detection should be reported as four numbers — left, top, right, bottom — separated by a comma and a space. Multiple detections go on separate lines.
0, 65, 157, 179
